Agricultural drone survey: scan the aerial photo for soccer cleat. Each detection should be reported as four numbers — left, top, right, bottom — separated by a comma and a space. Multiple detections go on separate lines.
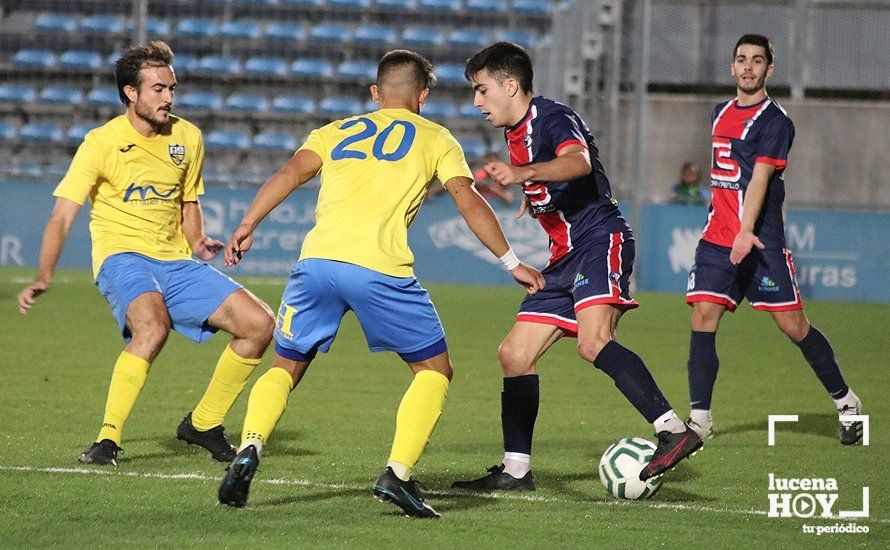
79, 439, 123, 466
450, 464, 535, 492
685, 417, 715, 440
639, 426, 703, 481
838, 402, 864, 445
176, 413, 237, 462
372, 467, 440, 519
218, 445, 260, 508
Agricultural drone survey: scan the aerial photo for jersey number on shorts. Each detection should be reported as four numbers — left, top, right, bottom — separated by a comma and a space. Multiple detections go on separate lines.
331, 117, 416, 162
277, 303, 298, 339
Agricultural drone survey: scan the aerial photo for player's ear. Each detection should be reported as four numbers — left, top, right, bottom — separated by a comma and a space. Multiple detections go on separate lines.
418, 87, 430, 106
370, 85, 380, 104
506, 78, 519, 97
124, 85, 138, 105
766, 64, 774, 79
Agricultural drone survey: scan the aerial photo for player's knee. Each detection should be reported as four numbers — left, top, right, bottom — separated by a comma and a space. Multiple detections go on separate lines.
778, 318, 809, 342
691, 307, 721, 332
498, 341, 534, 376
578, 336, 609, 364
251, 310, 275, 346
130, 320, 170, 352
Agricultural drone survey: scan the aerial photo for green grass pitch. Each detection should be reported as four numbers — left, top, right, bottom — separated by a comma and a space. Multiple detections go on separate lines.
1, 268, 886, 547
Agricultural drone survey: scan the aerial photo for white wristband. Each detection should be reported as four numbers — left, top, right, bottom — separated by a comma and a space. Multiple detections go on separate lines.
498, 248, 521, 271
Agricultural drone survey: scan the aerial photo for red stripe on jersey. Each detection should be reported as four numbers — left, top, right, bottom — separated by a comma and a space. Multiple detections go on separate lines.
538, 211, 572, 263
555, 139, 586, 155
713, 100, 748, 139
755, 156, 787, 169
702, 188, 742, 247
608, 232, 622, 299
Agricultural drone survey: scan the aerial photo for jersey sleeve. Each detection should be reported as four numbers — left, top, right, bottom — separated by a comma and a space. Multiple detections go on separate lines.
298, 128, 327, 163
541, 109, 588, 155
182, 130, 205, 201
435, 129, 473, 186
53, 132, 102, 205
754, 116, 794, 170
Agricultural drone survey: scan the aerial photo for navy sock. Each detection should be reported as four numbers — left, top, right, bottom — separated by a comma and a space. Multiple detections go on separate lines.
795, 325, 849, 399
502, 374, 539, 455
593, 341, 671, 423
688, 331, 719, 410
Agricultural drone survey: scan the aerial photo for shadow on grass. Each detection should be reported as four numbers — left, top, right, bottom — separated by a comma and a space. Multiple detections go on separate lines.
719, 412, 836, 440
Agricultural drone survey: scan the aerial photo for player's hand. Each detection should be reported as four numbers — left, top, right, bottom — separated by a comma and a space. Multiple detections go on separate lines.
730, 230, 764, 264
17, 280, 50, 315
225, 224, 255, 266
510, 263, 546, 295
485, 161, 532, 186
193, 236, 224, 261
515, 194, 529, 219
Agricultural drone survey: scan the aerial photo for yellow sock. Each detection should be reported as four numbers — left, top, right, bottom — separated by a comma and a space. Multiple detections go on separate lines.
240, 367, 294, 450
96, 351, 151, 445
388, 370, 450, 476
191, 344, 262, 431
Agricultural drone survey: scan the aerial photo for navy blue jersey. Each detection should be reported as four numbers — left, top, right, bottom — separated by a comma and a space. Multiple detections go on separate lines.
703, 97, 794, 249
505, 96, 628, 264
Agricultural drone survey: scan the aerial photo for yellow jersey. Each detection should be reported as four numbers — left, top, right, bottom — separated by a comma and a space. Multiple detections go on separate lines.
298, 108, 472, 277
53, 114, 204, 277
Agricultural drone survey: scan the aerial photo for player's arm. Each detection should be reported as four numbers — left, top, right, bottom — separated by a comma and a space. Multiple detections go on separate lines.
225, 149, 323, 266
181, 200, 224, 261
485, 144, 592, 186
729, 162, 775, 264
444, 176, 545, 294
17, 197, 81, 314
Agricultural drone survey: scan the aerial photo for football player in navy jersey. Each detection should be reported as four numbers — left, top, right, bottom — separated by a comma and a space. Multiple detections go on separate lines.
451, 42, 702, 491
685, 34, 862, 444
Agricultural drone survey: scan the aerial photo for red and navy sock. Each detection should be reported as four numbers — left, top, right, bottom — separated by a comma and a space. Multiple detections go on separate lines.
688, 331, 719, 410
502, 374, 539, 455
593, 341, 671, 423
795, 325, 849, 399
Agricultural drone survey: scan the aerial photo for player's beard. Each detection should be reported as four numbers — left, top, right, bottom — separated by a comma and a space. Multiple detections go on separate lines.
134, 98, 169, 133
737, 72, 767, 95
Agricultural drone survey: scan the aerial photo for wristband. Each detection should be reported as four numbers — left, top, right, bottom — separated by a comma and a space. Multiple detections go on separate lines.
498, 248, 521, 271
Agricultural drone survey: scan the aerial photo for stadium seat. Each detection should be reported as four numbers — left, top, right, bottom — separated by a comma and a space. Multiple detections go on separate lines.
281, 0, 326, 6
205, 130, 251, 150
458, 102, 485, 119
196, 56, 242, 75
448, 28, 489, 48
512, 0, 551, 15
495, 29, 536, 48
58, 50, 103, 70
244, 57, 289, 76
459, 139, 487, 159
146, 18, 171, 36
319, 96, 363, 116
80, 15, 124, 34
363, 98, 378, 112
435, 63, 466, 84
219, 21, 262, 39
354, 26, 397, 45
19, 123, 64, 144
329, 0, 371, 7
253, 131, 298, 151
225, 93, 270, 112
337, 60, 378, 80
105, 53, 120, 70
86, 88, 121, 108
177, 18, 219, 38
11, 50, 57, 70
35, 14, 77, 33
177, 91, 224, 110
271, 94, 315, 114
402, 26, 445, 47
38, 86, 84, 105
173, 53, 198, 73
376, 0, 416, 9
421, 100, 456, 119
310, 24, 352, 43
290, 58, 334, 78
465, 0, 507, 12
265, 22, 306, 41
419, 0, 461, 11
0, 122, 17, 141
0, 85, 36, 104
66, 124, 94, 145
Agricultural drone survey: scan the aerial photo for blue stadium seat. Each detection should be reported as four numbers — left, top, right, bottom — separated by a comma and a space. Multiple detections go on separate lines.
87, 88, 121, 108
244, 57, 289, 76
205, 130, 251, 150
19, 123, 64, 144
80, 15, 124, 34
290, 58, 334, 78
105, 53, 119, 70
448, 28, 489, 48
177, 18, 219, 38
66, 124, 94, 145
174, 53, 198, 73
237, 0, 279, 4
219, 21, 262, 39
253, 131, 298, 151
512, 0, 551, 15
271, 95, 315, 114
0, 85, 36, 104
147, 18, 171, 36
363, 98, 378, 112
354, 26, 397, 45
11, 50, 57, 70
421, 100, 456, 119
465, 0, 507, 12
310, 24, 351, 43
225, 93, 270, 112
458, 102, 485, 119
58, 50, 103, 70
177, 91, 224, 110
495, 29, 536, 48
281, 0, 326, 6
329, 0, 371, 7
265, 22, 306, 41
459, 139, 487, 159
376, 0, 416, 8
0, 123, 17, 141
419, 0, 461, 11
435, 63, 466, 84
337, 60, 377, 80
38, 86, 84, 105
402, 26, 445, 46
319, 96, 362, 116
196, 56, 242, 75
35, 14, 77, 33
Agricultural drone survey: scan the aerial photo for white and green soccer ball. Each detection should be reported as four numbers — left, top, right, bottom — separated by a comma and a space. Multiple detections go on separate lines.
598, 437, 663, 500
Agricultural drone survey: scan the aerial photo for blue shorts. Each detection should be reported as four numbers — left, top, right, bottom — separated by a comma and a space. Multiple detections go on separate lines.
273, 258, 447, 363
517, 231, 639, 336
685, 240, 803, 312
96, 252, 242, 343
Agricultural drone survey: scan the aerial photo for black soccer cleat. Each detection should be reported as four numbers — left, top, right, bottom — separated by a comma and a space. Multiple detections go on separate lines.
640, 426, 703, 481
372, 467, 440, 519
450, 464, 535, 492
79, 439, 123, 466
218, 445, 260, 508
177, 412, 237, 462
838, 403, 864, 445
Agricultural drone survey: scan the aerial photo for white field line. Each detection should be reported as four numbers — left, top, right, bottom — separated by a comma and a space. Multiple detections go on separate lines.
0, 465, 885, 524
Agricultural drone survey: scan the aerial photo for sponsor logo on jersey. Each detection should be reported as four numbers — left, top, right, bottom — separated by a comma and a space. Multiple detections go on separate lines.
759, 276, 780, 292
572, 272, 589, 291
123, 182, 176, 203
169, 144, 185, 165
119, 144, 135, 153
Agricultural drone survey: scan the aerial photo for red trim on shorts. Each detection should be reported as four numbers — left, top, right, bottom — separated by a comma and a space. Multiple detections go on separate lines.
686, 292, 738, 312
752, 303, 804, 312
555, 139, 586, 155
516, 313, 578, 336
575, 298, 639, 313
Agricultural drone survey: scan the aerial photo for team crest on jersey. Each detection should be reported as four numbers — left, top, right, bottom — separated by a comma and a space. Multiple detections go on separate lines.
169, 144, 185, 166
523, 134, 532, 148
609, 272, 621, 283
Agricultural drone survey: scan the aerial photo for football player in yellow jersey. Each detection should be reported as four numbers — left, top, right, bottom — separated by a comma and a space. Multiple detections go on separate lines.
217, 50, 544, 517
16, 41, 275, 466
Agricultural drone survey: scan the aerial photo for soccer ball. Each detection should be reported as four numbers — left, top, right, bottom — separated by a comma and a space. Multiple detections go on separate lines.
598, 437, 663, 500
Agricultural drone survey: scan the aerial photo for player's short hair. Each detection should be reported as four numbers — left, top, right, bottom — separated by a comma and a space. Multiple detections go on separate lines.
734, 34, 773, 66
465, 41, 534, 94
115, 40, 174, 107
377, 50, 436, 92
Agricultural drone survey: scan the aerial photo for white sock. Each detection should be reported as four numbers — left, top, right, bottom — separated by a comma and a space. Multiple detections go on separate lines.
834, 389, 860, 412
653, 410, 686, 434
239, 439, 263, 457
502, 452, 531, 478
689, 409, 712, 428
387, 460, 411, 481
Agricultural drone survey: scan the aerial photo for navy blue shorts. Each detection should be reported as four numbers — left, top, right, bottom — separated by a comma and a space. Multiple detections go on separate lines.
685, 239, 803, 312
517, 231, 639, 336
